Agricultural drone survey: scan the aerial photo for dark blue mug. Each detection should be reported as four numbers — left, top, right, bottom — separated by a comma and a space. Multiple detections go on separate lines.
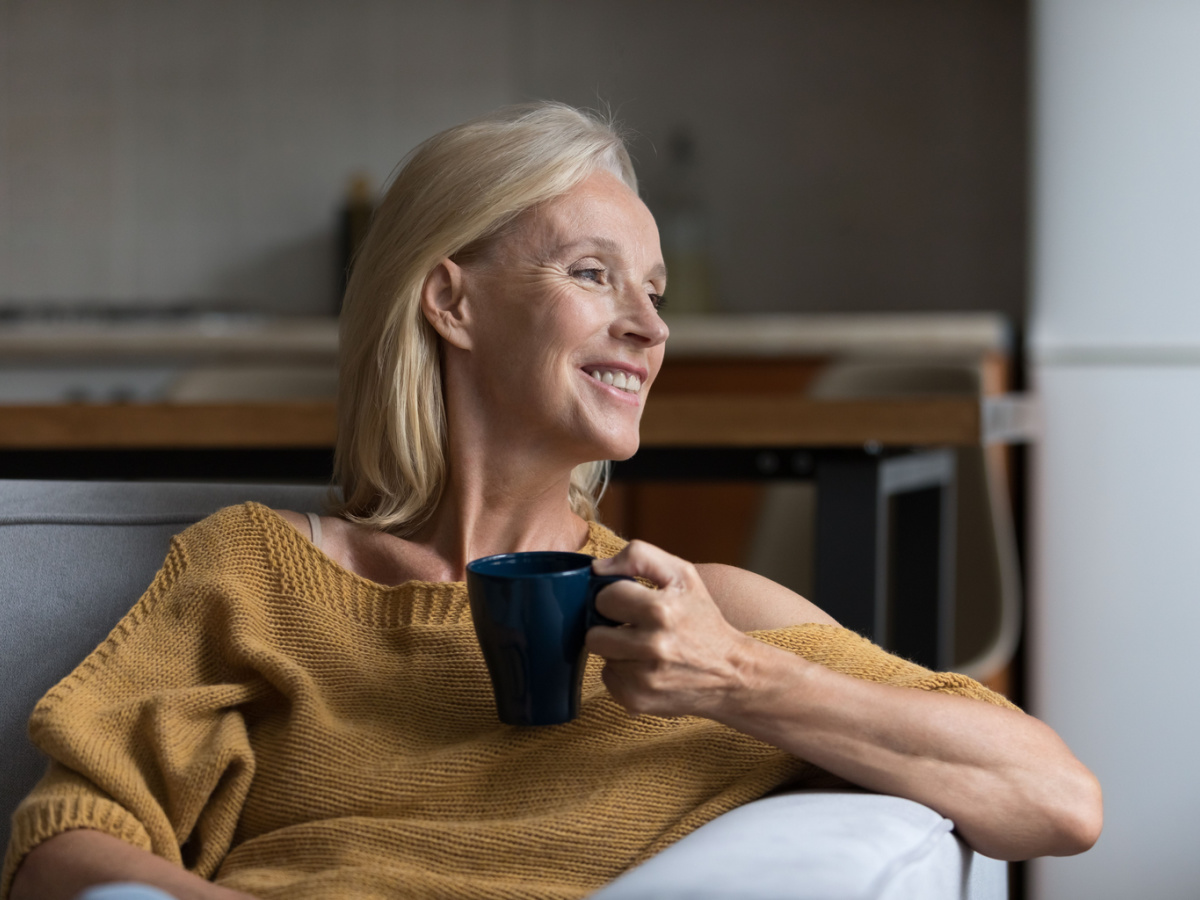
466, 551, 629, 726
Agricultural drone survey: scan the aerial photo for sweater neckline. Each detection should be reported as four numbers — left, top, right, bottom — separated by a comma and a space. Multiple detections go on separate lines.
259, 503, 609, 597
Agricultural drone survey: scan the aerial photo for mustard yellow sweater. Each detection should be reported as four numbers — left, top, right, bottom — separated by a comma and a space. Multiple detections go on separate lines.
3, 503, 1016, 899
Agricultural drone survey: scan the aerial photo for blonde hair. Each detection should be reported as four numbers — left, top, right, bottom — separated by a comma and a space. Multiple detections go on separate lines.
333, 102, 637, 535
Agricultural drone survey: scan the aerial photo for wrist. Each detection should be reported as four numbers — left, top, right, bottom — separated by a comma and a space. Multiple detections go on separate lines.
708, 635, 815, 730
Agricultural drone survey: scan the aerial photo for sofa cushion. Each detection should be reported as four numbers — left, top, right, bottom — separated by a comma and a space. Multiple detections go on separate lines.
0, 479, 330, 854
588, 789, 1006, 900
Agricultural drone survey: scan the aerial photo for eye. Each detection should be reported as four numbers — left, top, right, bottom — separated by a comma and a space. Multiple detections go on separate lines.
570, 267, 606, 284
650, 293, 668, 312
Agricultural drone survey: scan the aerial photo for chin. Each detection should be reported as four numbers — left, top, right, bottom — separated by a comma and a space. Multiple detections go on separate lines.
576, 430, 640, 465
608, 441, 640, 462
598, 436, 641, 463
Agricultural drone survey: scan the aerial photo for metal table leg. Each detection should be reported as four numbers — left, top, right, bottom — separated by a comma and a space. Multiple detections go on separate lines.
814, 449, 956, 670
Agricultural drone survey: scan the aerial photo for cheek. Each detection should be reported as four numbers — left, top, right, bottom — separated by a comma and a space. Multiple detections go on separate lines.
645, 347, 667, 388
534, 297, 601, 367
480, 301, 583, 387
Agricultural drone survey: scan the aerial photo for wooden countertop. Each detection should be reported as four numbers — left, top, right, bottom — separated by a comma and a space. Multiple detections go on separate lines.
0, 394, 1037, 449
0, 312, 1033, 449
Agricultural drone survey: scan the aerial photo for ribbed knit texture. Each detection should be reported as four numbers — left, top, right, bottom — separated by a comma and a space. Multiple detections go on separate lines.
2, 503, 1016, 899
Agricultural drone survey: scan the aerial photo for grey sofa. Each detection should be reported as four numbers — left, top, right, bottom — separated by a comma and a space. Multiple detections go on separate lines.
0, 479, 1006, 899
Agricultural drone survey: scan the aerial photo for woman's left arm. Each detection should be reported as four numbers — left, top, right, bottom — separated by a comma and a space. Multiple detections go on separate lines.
586, 541, 1103, 862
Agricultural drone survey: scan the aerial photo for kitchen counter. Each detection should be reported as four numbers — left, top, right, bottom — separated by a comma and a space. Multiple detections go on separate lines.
662, 312, 1009, 358
0, 312, 1012, 404
0, 313, 337, 363
0, 395, 1034, 449
0, 312, 1009, 363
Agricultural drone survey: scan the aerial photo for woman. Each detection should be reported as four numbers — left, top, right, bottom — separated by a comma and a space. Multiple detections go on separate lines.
4, 103, 1101, 900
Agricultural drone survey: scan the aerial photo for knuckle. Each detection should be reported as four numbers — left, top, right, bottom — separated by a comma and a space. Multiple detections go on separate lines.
644, 600, 670, 628
645, 633, 672, 660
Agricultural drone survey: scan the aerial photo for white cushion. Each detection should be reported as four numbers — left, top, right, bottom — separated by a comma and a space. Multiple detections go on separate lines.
590, 789, 1005, 900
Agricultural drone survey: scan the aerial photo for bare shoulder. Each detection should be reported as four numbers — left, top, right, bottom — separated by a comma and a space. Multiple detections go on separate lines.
274, 508, 311, 538
695, 563, 839, 632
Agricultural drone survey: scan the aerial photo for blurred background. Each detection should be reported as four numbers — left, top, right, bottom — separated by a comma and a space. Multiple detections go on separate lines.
0, 0, 1025, 319
3, 1, 1199, 898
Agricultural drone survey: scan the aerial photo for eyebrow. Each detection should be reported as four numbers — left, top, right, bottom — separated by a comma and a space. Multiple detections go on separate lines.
553, 237, 668, 282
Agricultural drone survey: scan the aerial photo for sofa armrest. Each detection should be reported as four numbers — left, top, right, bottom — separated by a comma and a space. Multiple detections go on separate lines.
589, 789, 1006, 900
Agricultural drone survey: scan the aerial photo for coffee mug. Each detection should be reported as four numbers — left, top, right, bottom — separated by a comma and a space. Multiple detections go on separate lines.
466, 551, 629, 726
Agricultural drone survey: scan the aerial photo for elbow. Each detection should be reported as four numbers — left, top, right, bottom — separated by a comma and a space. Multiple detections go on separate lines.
983, 760, 1103, 861
1047, 765, 1104, 857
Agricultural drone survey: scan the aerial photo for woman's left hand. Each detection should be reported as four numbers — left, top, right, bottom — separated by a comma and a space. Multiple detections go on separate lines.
585, 540, 759, 719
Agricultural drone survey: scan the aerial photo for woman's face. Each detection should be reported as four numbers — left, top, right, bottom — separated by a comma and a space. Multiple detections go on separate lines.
456, 169, 669, 465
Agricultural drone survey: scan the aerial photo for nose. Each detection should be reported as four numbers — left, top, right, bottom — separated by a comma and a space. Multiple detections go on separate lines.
611, 288, 670, 348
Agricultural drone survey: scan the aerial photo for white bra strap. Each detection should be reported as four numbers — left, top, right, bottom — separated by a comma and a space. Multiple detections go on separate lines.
305, 512, 323, 550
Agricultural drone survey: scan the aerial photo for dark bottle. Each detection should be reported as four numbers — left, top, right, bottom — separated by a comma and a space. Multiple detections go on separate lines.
337, 174, 375, 313
656, 127, 715, 315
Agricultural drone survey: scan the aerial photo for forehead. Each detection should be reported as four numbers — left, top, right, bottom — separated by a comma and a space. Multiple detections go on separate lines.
511, 170, 660, 256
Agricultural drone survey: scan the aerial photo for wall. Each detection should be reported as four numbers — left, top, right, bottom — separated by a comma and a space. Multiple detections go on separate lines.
1030, 0, 1200, 896
0, 0, 516, 315
0, 0, 1027, 318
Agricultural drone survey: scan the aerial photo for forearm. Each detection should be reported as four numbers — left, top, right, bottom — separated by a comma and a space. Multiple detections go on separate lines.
712, 638, 1103, 861
10, 829, 255, 900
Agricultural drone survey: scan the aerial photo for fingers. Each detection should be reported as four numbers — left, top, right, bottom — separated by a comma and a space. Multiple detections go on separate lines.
587, 539, 747, 719
585, 615, 668, 661
591, 540, 705, 629
600, 661, 666, 717
590, 577, 656, 628
593, 539, 695, 591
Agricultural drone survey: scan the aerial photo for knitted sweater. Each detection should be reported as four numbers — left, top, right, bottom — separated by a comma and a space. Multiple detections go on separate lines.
2, 503, 1016, 899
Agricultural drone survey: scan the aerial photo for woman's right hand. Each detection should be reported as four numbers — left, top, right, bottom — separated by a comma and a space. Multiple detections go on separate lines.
11, 829, 257, 900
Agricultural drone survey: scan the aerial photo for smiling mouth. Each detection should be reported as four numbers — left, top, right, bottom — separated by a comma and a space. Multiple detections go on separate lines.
586, 368, 643, 394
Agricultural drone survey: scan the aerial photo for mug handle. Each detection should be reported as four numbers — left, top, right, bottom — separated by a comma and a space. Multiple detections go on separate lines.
587, 574, 634, 628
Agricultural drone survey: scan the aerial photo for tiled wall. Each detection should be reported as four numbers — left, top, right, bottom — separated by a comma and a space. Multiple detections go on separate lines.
0, 0, 516, 314
0, 0, 1026, 318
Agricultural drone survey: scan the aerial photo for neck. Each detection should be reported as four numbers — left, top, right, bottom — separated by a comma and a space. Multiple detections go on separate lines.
408, 352, 602, 579
408, 451, 591, 582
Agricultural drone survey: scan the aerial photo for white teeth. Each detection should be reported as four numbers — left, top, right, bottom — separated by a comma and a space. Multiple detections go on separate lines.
587, 368, 642, 393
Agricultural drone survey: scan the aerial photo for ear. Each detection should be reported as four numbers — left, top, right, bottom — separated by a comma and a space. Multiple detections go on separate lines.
420, 258, 472, 351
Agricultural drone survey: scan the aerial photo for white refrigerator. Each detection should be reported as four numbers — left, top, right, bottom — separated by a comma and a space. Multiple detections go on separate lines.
1030, 1, 1200, 897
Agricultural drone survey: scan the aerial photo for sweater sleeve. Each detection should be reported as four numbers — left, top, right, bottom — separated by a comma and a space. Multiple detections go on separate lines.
2, 530, 261, 897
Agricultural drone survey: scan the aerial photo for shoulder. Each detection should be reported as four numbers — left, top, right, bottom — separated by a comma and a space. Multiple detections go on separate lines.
695, 563, 840, 633
171, 502, 307, 579
177, 501, 285, 551
275, 508, 310, 538
32, 503, 282, 713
